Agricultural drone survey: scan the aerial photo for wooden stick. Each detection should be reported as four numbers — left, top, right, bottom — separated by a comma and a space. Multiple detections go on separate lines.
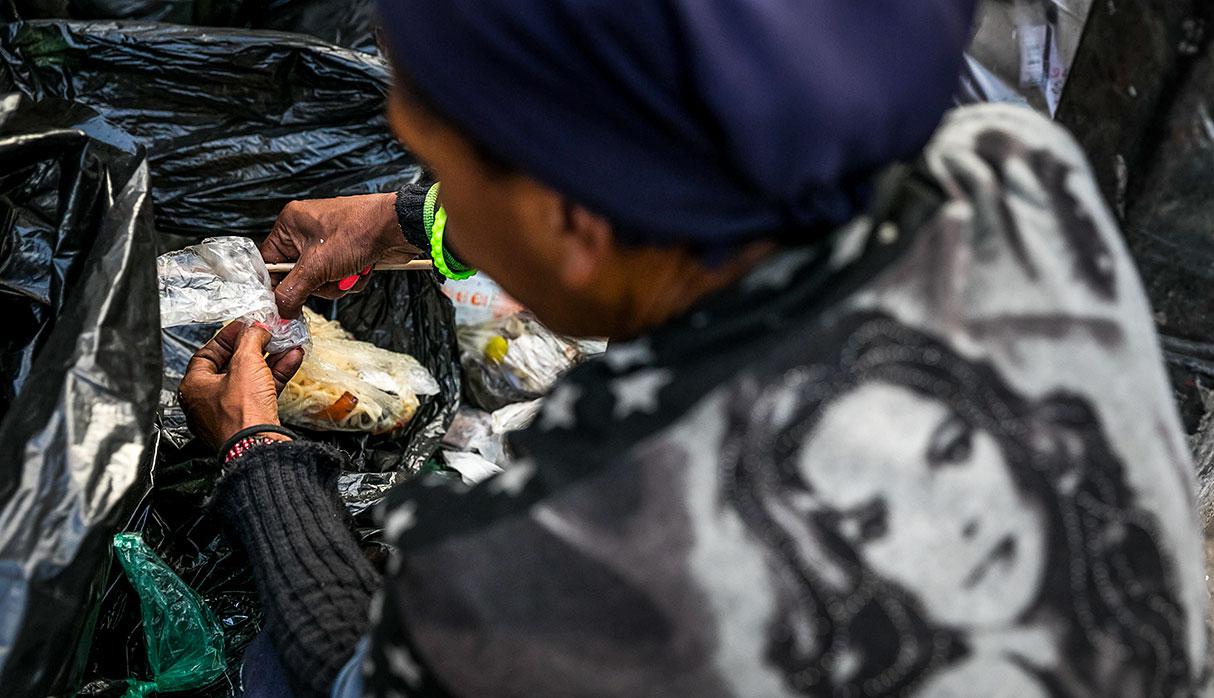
264, 260, 434, 273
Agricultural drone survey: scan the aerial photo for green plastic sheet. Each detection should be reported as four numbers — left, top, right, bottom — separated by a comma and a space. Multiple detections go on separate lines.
113, 533, 227, 696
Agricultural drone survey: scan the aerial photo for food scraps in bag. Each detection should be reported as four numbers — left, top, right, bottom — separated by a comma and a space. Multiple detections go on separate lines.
279, 309, 440, 433
458, 313, 582, 410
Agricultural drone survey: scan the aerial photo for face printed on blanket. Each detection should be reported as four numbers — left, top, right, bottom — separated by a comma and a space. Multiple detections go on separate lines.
727, 315, 1193, 697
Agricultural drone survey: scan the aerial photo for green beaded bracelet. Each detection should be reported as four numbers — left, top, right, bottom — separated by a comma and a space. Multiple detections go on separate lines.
423, 183, 477, 281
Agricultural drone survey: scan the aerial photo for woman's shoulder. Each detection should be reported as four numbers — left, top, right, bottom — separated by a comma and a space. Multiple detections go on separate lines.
926, 102, 1091, 173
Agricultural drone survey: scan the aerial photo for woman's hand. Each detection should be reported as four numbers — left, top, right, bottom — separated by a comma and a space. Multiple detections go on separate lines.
180, 322, 306, 449
260, 194, 421, 319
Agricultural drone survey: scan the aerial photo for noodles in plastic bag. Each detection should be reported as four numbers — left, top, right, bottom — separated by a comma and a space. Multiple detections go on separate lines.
280, 309, 440, 433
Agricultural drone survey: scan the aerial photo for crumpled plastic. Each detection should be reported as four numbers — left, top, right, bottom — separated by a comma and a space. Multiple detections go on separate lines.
3, 0, 381, 52
113, 532, 226, 697
459, 313, 582, 411
0, 94, 161, 696
0, 20, 423, 248
158, 237, 309, 354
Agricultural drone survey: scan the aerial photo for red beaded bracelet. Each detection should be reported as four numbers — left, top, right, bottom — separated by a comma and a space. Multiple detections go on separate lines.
224, 435, 279, 464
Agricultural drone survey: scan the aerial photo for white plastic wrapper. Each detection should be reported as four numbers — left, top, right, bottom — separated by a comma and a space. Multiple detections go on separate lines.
443, 450, 504, 486
959, 0, 1093, 117
157, 236, 309, 353
279, 309, 440, 434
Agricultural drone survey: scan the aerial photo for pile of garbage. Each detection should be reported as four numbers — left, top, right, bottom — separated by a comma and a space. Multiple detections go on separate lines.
16, 0, 1204, 694
0, 8, 463, 695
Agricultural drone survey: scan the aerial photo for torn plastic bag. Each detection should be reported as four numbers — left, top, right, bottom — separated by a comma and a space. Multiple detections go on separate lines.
113, 533, 226, 697
0, 94, 160, 695
158, 237, 309, 353
459, 313, 581, 411
441, 400, 541, 469
0, 20, 423, 247
958, 0, 1094, 116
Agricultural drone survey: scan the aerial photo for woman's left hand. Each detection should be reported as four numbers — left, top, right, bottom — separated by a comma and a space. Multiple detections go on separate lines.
180, 322, 306, 449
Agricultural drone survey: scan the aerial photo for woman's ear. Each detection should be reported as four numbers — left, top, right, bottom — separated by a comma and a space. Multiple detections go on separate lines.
553, 201, 615, 290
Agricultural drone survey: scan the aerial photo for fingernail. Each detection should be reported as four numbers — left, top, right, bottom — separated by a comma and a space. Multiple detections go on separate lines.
360, 265, 372, 276
338, 273, 360, 291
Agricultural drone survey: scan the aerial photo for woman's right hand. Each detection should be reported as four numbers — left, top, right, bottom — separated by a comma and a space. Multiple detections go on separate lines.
260, 193, 422, 318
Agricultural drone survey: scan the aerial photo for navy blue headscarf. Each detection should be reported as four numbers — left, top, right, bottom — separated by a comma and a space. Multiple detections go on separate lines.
378, 0, 977, 248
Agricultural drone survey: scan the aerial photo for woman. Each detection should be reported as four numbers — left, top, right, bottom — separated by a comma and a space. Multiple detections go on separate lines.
726, 314, 1193, 696
178, 1, 1209, 696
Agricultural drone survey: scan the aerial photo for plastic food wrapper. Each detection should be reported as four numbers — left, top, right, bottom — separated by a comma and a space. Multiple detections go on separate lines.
958, 0, 1094, 116
0, 94, 161, 695
158, 237, 309, 353
459, 313, 582, 411
441, 274, 525, 326
279, 309, 439, 433
113, 533, 226, 697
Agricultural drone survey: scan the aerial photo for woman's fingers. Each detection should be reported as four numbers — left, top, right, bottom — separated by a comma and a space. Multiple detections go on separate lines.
275, 255, 327, 320
268, 348, 306, 393
185, 321, 245, 375
232, 323, 273, 367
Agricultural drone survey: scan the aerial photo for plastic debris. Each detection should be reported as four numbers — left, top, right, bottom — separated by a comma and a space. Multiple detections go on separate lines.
158, 237, 309, 354
113, 532, 226, 696
459, 313, 582, 411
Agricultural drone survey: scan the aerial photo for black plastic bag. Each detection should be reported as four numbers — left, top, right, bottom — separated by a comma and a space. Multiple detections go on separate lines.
4, 0, 380, 52
250, 0, 379, 53
0, 93, 160, 696
0, 20, 421, 248
6, 0, 248, 24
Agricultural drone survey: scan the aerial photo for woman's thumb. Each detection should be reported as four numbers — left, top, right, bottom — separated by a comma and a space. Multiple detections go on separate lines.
234, 323, 273, 363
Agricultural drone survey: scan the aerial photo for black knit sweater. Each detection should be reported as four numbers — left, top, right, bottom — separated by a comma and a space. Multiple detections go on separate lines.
215, 441, 378, 698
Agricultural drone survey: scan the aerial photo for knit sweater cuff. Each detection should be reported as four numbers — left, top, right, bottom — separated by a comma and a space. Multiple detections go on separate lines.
215, 441, 380, 698
396, 182, 432, 252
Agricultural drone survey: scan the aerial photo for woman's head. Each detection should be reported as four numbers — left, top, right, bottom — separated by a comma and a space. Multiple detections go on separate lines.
385, 86, 774, 339
377, 0, 979, 337
725, 314, 1191, 693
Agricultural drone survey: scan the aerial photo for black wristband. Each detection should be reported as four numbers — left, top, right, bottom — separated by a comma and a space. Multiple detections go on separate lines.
217, 424, 298, 465
395, 182, 432, 251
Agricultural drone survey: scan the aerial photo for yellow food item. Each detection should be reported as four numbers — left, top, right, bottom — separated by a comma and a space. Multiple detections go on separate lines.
484, 335, 510, 364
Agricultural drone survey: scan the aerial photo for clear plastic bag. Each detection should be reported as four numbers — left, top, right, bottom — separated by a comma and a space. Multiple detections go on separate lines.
279, 309, 440, 433
157, 237, 309, 353
458, 313, 582, 410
